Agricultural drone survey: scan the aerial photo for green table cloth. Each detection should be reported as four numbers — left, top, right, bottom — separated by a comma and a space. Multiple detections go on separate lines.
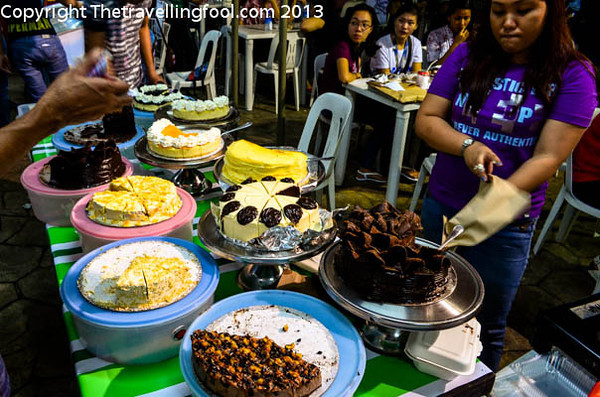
32, 139, 493, 397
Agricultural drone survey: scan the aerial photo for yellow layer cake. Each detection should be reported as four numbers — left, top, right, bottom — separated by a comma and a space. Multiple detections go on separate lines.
172, 96, 230, 121
147, 119, 223, 160
222, 140, 309, 185
86, 176, 182, 227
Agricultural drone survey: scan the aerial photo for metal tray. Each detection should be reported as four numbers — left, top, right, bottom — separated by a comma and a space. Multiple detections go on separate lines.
319, 240, 484, 331
154, 104, 241, 129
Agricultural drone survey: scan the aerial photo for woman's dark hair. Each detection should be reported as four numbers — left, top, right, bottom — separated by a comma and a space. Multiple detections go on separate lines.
387, 3, 419, 35
461, 0, 593, 113
340, 4, 379, 57
447, 0, 472, 16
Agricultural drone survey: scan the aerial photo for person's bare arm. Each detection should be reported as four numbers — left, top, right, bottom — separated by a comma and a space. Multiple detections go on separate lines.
508, 120, 585, 192
139, 16, 163, 84
265, 0, 281, 20
336, 58, 361, 83
0, 50, 131, 176
300, 17, 324, 32
416, 93, 502, 182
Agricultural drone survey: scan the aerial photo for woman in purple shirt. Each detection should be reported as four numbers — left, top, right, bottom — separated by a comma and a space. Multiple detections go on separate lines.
416, 0, 597, 371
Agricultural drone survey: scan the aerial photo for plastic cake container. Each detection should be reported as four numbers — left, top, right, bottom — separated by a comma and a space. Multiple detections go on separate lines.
405, 317, 483, 380
70, 188, 196, 254
60, 236, 219, 365
20, 156, 133, 227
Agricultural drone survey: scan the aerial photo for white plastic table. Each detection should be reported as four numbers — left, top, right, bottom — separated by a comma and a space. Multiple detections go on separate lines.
337, 79, 422, 204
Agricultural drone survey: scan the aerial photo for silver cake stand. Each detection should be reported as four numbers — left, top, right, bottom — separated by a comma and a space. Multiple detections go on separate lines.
134, 123, 251, 196
134, 135, 229, 196
197, 211, 337, 290
319, 239, 484, 355
155, 104, 241, 132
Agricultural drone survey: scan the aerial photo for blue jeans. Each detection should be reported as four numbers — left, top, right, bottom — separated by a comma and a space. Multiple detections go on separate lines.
9, 35, 68, 101
421, 194, 537, 371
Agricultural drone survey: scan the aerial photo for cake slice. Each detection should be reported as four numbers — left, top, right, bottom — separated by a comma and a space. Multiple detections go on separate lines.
115, 258, 148, 308
191, 330, 322, 397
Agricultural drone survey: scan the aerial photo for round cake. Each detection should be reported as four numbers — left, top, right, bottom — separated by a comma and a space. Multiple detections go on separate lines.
222, 139, 309, 185
335, 202, 452, 304
171, 96, 229, 121
40, 141, 126, 189
212, 177, 322, 242
133, 84, 184, 111
64, 106, 137, 145
147, 119, 223, 160
86, 176, 182, 227
77, 240, 201, 312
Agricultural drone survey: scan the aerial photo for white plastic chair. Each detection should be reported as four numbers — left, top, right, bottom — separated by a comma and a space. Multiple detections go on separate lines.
166, 30, 221, 99
309, 53, 327, 107
155, 22, 171, 79
532, 108, 600, 255
409, 153, 437, 212
252, 32, 306, 114
297, 93, 353, 210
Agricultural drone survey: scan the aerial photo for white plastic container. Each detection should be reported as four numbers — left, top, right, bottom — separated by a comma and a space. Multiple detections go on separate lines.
20, 156, 133, 227
405, 318, 483, 380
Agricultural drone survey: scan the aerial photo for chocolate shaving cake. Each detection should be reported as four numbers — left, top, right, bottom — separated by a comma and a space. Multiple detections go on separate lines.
64, 106, 137, 145
39, 141, 126, 189
191, 330, 321, 397
335, 202, 451, 304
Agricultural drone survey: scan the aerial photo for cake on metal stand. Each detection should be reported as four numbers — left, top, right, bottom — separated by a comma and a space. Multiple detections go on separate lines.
197, 211, 337, 290
134, 122, 251, 196
319, 240, 485, 355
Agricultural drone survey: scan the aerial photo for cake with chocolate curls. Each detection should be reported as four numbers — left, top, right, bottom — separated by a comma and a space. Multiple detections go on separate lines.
335, 202, 451, 304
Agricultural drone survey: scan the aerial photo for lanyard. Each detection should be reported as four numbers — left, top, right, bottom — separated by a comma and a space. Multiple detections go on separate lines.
392, 45, 408, 74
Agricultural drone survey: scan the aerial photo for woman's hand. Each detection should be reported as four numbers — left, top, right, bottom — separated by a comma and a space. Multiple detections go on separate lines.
463, 141, 502, 182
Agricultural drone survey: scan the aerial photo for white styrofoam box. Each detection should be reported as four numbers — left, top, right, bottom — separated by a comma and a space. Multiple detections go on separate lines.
405, 318, 483, 380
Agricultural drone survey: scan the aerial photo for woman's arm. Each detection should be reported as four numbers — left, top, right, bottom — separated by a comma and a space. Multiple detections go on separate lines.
336, 58, 361, 83
139, 16, 163, 84
508, 120, 585, 192
416, 93, 501, 181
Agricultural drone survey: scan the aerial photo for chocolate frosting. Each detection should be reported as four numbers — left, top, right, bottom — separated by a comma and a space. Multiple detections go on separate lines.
102, 106, 136, 141
336, 203, 451, 304
42, 141, 126, 189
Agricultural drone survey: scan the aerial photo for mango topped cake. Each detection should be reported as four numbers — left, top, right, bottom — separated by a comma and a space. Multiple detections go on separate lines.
147, 119, 223, 160
171, 96, 229, 121
78, 240, 201, 312
222, 140, 309, 185
212, 177, 322, 242
86, 176, 182, 227
133, 84, 184, 111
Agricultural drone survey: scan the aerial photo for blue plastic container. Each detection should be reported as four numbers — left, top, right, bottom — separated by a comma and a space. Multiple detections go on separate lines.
61, 237, 219, 365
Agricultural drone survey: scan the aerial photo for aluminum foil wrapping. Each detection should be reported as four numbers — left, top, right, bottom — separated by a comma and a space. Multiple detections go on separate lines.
211, 206, 335, 252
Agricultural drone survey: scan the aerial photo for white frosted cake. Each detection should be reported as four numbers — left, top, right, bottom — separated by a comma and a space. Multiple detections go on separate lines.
146, 119, 223, 160
171, 96, 229, 121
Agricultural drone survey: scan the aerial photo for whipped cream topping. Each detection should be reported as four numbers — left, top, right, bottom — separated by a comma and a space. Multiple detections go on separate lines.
147, 118, 221, 148
172, 95, 229, 112
136, 92, 184, 104
139, 83, 168, 93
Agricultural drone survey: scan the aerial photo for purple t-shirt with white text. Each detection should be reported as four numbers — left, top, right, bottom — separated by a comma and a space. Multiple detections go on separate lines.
427, 43, 597, 218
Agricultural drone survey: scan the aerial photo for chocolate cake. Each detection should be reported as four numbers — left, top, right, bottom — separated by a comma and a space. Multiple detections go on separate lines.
64, 106, 137, 145
39, 141, 126, 189
335, 202, 451, 304
191, 330, 322, 397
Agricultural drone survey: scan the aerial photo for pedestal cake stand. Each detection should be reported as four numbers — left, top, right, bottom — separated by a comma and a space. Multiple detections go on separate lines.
197, 211, 337, 290
134, 123, 251, 196
155, 104, 241, 133
319, 240, 484, 355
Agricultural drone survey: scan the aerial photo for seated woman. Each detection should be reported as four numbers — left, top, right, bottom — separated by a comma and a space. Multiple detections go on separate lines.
370, 4, 423, 74
320, 4, 396, 183
426, 0, 472, 66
